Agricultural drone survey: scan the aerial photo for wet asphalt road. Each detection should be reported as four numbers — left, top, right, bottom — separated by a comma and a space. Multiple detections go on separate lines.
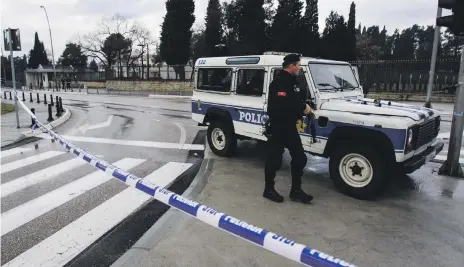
0, 95, 205, 266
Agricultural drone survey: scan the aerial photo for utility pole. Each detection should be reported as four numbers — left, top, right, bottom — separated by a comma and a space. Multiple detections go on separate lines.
5, 28, 21, 128
436, 0, 464, 178
40, 6, 57, 91
439, 47, 464, 178
147, 44, 150, 79
424, 7, 442, 108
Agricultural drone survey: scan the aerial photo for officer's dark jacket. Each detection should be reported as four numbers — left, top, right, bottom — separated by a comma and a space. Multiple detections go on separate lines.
267, 70, 306, 128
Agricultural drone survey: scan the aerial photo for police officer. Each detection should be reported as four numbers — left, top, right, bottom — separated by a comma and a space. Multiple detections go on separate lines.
264, 54, 313, 204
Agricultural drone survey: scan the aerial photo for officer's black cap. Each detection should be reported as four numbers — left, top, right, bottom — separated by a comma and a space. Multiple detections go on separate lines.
283, 54, 301, 64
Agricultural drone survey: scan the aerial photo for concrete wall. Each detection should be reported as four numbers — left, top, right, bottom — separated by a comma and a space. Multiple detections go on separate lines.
105, 80, 192, 93
80, 81, 106, 89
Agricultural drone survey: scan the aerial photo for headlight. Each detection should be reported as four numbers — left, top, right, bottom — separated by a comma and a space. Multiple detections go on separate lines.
408, 129, 413, 144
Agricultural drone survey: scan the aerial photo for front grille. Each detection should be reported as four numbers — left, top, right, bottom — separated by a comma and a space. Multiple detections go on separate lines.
413, 118, 439, 149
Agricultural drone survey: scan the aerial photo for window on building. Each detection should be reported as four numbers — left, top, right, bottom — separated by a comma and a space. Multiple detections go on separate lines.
197, 68, 233, 92
236, 69, 265, 96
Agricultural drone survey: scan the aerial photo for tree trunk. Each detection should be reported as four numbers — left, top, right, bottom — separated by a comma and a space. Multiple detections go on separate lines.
173, 65, 185, 80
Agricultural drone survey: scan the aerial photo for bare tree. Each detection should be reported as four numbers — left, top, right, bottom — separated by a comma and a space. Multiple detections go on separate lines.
78, 13, 155, 79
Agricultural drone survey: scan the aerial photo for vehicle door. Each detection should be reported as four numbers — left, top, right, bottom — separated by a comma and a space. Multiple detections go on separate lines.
231, 66, 267, 140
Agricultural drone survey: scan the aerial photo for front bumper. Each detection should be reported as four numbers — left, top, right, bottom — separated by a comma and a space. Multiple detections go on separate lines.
403, 140, 444, 173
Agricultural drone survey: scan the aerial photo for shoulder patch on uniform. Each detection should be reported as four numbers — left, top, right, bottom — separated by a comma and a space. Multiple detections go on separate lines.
277, 92, 287, 96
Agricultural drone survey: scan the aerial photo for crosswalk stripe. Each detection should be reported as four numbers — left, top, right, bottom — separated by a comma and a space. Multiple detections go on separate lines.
147, 162, 193, 188
0, 147, 32, 159
0, 158, 146, 237
0, 151, 65, 174
438, 150, 464, 157
434, 155, 464, 164
3, 161, 193, 267
1, 157, 87, 198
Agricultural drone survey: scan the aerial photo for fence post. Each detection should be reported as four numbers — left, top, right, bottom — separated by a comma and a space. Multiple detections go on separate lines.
30, 108, 36, 127
47, 104, 54, 122
59, 97, 64, 113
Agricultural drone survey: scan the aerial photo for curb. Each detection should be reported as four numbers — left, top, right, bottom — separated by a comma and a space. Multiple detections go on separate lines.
110, 156, 214, 267
22, 107, 71, 137
148, 94, 191, 100
32, 90, 87, 95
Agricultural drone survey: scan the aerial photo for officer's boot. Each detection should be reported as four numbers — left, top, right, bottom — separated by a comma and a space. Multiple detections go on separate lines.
289, 187, 313, 204
263, 183, 284, 203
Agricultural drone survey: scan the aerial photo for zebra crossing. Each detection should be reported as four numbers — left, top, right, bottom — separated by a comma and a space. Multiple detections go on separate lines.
431, 131, 464, 165
1, 145, 194, 266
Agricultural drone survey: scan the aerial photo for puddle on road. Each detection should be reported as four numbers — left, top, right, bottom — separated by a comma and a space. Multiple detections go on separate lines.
104, 105, 146, 113
112, 114, 134, 133
158, 113, 191, 120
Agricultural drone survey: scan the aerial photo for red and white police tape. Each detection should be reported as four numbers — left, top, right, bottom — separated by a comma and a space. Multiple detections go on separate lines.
13, 91, 359, 267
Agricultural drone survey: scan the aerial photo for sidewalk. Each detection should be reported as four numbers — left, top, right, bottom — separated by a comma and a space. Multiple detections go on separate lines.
113, 142, 464, 267
1, 98, 70, 147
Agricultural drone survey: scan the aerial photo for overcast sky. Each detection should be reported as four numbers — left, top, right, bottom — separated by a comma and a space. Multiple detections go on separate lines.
1, 0, 447, 62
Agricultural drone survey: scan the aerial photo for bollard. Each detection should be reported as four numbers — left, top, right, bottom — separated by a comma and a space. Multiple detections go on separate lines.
47, 104, 54, 122
36, 93, 40, 103
44, 93, 47, 105
59, 97, 64, 113
55, 96, 59, 109
3, 91, 6, 99
50, 94, 54, 105
9, 91, 12, 100
29, 92, 33, 102
22, 91, 26, 101
30, 108, 36, 127
56, 100, 62, 117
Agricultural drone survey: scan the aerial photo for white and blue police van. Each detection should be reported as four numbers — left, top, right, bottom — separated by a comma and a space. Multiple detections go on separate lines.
191, 52, 444, 200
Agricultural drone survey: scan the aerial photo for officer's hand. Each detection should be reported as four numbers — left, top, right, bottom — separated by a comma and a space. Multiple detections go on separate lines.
303, 104, 312, 115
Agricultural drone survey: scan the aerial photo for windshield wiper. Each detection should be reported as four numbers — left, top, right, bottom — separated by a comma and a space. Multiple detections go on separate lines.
317, 83, 338, 91
336, 85, 357, 91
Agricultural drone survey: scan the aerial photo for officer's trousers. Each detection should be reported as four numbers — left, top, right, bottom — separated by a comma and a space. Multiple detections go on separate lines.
264, 127, 307, 190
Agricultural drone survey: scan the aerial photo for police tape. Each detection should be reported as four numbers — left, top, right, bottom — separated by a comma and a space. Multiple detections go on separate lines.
12, 91, 359, 267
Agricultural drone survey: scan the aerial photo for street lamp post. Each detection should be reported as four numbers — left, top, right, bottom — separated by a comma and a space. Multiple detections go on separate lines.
40, 5, 57, 91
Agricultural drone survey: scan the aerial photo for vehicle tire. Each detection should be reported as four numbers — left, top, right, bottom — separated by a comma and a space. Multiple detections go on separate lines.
329, 142, 388, 200
207, 120, 237, 157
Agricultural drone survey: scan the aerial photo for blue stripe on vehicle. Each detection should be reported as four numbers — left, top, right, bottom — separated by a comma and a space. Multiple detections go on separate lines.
192, 101, 407, 151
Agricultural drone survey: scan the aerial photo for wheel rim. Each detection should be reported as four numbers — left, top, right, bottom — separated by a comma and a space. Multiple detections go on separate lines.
339, 153, 373, 188
211, 128, 226, 150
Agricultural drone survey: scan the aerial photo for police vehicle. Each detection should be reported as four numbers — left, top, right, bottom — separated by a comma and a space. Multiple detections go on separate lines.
191, 52, 444, 200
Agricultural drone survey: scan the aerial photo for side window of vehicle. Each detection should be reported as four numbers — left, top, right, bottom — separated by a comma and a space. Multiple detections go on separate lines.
272, 68, 312, 99
197, 68, 233, 92
236, 69, 265, 96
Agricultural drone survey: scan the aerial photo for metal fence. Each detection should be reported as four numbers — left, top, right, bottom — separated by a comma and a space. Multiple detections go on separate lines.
350, 59, 460, 95
108, 64, 194, 81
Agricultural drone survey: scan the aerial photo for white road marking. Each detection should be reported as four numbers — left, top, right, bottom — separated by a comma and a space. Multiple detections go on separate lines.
0, 158, 145, 236
78, 115, 114, 134
438, 131, 464, 140
434, 155, 464, 164
438, 150, 464, 157
0, 147, 32, 158
0, 151, 65, 174
1, 157, 87, 197
60, 135, 205, 150
173, 122, 187, 145
3, 161, 192, 267
145, 162, 193, 188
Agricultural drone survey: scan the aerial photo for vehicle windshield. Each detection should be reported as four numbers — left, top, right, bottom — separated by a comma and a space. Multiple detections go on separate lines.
308, 63, 359, 91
